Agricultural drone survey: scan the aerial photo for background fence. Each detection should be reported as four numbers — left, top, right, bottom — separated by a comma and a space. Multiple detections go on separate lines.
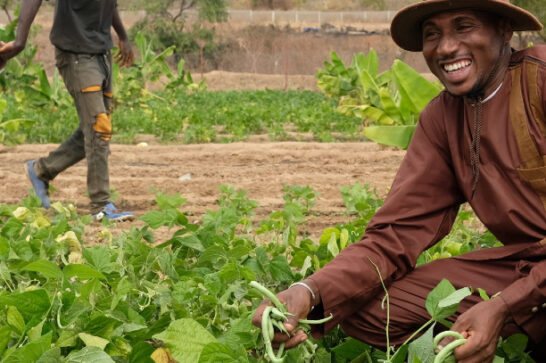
117, 9, 396, 27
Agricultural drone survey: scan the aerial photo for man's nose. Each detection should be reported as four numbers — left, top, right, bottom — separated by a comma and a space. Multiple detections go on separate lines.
437, 34, 459, 58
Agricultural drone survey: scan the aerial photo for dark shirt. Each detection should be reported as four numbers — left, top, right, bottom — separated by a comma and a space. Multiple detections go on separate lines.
50, 0, 116, 54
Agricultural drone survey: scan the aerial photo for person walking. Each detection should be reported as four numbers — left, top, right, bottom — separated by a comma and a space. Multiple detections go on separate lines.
253, 0, 546, 361
0, 0, 135, 221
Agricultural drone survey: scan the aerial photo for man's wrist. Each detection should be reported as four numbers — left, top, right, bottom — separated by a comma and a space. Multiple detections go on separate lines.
496, 295, 514, 324
288, 278, 321, 310
301, 278, 321, 307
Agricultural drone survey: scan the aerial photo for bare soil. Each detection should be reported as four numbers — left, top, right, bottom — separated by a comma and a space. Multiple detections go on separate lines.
0, 141, 405, 243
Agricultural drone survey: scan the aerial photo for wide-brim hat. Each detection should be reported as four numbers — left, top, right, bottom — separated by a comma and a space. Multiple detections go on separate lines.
391, 0, 543, 52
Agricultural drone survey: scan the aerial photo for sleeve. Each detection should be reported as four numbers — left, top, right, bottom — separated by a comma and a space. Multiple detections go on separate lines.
309, 98, 466, 336
499, 259, 546, 342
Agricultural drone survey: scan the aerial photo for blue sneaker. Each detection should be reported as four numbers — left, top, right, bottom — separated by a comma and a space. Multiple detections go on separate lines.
25, 160, 51, 209
93, 203, 134, 222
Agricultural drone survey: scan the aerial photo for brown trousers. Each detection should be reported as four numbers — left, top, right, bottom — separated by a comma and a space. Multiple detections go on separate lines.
341, 254, 546, 359
34, 48, 114, 214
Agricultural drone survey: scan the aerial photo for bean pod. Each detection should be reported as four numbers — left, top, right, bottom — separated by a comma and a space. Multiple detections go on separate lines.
251, 281, 333, 362
433, 331, 467, 363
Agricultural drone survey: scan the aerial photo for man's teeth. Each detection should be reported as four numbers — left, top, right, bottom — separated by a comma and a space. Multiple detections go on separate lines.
443, 60, 471, 72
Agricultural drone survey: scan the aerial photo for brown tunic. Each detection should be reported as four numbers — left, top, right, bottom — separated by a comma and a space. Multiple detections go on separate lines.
310, 45, 546, 342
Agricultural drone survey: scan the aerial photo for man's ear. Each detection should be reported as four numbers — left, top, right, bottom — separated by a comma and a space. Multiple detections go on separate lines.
501, 19, 514, 44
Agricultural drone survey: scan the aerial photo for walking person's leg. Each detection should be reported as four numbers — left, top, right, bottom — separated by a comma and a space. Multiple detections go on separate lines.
26, 50, 86, 208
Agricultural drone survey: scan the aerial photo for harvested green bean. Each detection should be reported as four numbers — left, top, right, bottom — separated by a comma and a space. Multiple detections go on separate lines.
276, 343, 285, 359
433, 331, 467, 363
251, 281, 335, 362
251, 281, 286, 312
298, 314, 334, 325
262, 306, 273, 342
271, 319, 288, 335
433, 331, 465, 348
271, 307, 288, 321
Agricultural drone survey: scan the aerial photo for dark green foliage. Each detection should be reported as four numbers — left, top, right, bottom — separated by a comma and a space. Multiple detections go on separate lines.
129, 0, 227, 65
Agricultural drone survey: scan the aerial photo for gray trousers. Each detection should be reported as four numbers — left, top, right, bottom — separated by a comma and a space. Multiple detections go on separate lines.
35, 48, 114, 214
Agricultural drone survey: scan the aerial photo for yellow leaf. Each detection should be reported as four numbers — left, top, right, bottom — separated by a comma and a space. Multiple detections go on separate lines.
151, 347, 177, 363
56, 231, 81, 252
13, 207, 31, 221
31, 215, 51, 229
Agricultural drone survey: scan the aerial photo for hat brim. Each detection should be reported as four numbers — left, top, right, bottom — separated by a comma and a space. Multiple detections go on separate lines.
391, 0, 544, 52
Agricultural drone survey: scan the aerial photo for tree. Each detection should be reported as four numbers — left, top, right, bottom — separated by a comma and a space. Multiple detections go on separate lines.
0, 0, 14, 22
512, 0, 546, 41
129, 0, 228, 65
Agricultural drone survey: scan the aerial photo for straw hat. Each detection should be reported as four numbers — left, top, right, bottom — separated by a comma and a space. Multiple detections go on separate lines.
390, 0, 543, 52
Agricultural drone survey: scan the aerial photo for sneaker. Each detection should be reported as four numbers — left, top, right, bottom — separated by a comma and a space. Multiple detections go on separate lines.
93, 203, 134, 222
25, 160, 51, 209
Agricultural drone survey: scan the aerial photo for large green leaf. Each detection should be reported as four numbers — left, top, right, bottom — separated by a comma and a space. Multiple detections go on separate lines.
269, 256, 294, 282
392, 60, 442, 115
82, 246, 115, 273
408, 323, 436, 363
198, 342, 247, 363
129, 342, 154, 363
338, 104, 394, 125
140, 210, 166, 229
22, 259, 63, 279
391, 344, 409, 363
0, 325, 11, 357
2, 331, 52, 363
0, 118, 34, 131
78, 333, 109, 350
352, 49, 379, 78
438, 287, 472, 308
363, 125, 416, 149
6, 306, 25, 335
379, 88, 404, 124
331, 338, 371, 360
357, 68, 380, 97
63, 264, 106, 280
35, 347, 62, 363
426, 279, 464, 322
0, 289, 51, 327
172, 235, 204, 252
153, 318, 216, 363
65, 346, 115, 363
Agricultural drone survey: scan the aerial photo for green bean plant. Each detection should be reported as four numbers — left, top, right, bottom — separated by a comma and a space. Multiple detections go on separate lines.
0, 184, 536, 362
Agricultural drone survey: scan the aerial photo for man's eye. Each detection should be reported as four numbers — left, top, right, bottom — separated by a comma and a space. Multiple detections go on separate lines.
457, 24, 474, 31
424, 31, 439, 39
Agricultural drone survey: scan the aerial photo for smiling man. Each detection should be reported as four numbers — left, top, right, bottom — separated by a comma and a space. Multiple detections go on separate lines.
253, 0, 546, 362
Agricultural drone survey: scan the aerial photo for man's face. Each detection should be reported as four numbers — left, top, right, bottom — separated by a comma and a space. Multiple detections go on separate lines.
421, 10, 510, 97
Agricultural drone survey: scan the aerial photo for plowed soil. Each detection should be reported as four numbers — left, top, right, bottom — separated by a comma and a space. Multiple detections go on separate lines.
0, 141, 405, 243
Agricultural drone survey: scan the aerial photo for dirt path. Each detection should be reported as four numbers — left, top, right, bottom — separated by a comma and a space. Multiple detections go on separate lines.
0, 142, 404, 242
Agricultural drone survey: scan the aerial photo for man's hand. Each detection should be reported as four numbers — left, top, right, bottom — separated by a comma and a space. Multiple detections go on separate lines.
114, 38, 133, 68
0, 40, 25, 70
251, 284, 315, 349
437, 297, 511, 363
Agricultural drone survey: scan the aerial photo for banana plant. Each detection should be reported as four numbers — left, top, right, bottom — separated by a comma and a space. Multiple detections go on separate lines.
112, 32, 204, 107
24, 68, 72, 109
317, 50, 443, 149
0, 97, 33, 145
